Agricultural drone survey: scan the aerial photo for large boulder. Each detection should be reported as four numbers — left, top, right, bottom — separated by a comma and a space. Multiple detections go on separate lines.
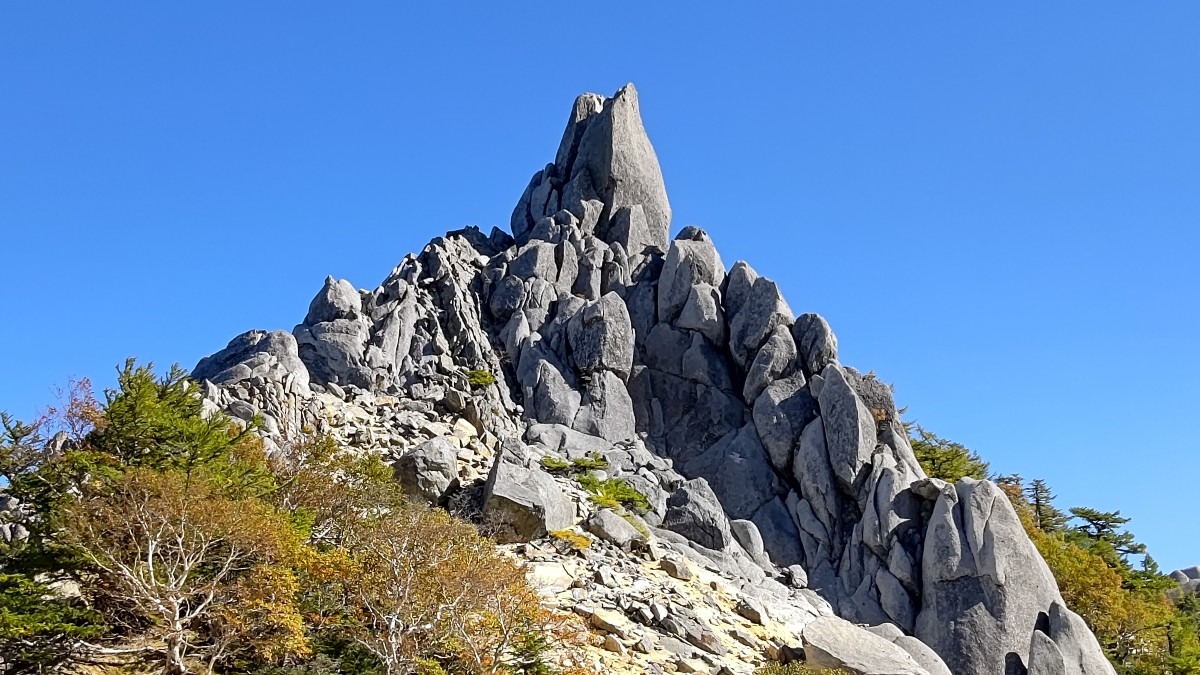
803, 616, 931, 675
913, 480, 1113, 675
482, 444, 575, 543
192, 329, 310, 393
793, 313, 838, 375
567, 292, 635, 380
393, 437, 459, 504
661, 478, 734, 550
658, 231, 725, 324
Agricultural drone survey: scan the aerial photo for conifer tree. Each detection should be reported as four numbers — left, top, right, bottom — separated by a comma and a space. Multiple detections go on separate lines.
1024, 479, 1068, 532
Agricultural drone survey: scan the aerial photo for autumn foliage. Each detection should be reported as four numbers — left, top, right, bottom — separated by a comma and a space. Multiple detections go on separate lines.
0, 362, 585, 674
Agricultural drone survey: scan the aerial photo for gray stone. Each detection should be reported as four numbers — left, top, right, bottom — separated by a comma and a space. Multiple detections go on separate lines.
863, 623, 905, 642
529, 360, 580, 426
658, 234, 725, 324
526, 423, 612, 459
792, 313, 839, 375
573, 370, 637, 442
567, 292, 634, 380
587, 508, 646, 551
676, 284, 726, 346
679, 425, 783, 521
661, 557, 693, 580
892, 636, 953, 675
730, 519, 766, 560
306, 276, 362, 324
803, 616, 930, 675
735, 597, 768, 624
661, 478, 734, 550
1028, 630, 1067, 675
749, 497, 804, 567
742, 325, 796, 402
915, 479, 1066, 675
482, 446, 575, 543
393, 437, 459, 504
569, 84, 671, 253
193, 329, 310, 393
1046, 601, 1117, 675
753, 373, 817, 475
660, 612, 726, 656
509, 242, 559, 281
722, 261, 759, 317
727, 277, 793, 368
818, 364, 877, 492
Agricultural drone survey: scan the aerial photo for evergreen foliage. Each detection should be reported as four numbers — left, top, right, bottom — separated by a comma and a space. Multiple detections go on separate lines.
908, 425, 990, 482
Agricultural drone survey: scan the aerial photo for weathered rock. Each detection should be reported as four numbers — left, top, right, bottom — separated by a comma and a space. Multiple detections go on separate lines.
1028, 631, 1067, 675
566, 84, 671, 254
679, 424, 783, 521
793, 313, 838, 375
587, 508, 647, 550
743, 324, 797, 402
658, 233, 725, 324
482, 446, 574, 543
914, 479, 1090, 675
730, 519, 766, 560
892, 636, 953, 675
661, 478, 734, 550
573, 370, 637, 442
753, 373, 817, 475
676, 284, 726, 346
661, 557, 693, 581
567, 292, 634, 380
803, 616, 931, 675
728, 277, 793, 368
193, 329, 311, 393
818, 364, 877, 492
393, 437, 458, 504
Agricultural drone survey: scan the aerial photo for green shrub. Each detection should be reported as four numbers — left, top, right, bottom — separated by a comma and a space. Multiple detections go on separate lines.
576, 472, 650, 513
464, 369, 497, 389
539, 456, 571, 473
570, 452, 608, 471
757, 663, 847, 675
549, 529, 591, 551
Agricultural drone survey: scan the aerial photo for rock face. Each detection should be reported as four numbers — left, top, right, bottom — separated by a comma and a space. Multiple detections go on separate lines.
191, 84, 1115, 675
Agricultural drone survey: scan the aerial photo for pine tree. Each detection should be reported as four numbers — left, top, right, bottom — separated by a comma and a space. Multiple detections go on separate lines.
1024, 479, 1068, 532
909, 425, 990, 482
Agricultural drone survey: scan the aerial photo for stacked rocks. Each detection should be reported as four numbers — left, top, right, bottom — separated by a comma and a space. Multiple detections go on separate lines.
192, 84, 1115, 675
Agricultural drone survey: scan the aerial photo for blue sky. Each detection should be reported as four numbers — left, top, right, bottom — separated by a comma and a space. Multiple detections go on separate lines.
2, 3, 1197, 570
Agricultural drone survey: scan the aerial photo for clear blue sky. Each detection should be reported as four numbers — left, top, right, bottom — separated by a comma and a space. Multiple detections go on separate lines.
2, 4, 1197, 570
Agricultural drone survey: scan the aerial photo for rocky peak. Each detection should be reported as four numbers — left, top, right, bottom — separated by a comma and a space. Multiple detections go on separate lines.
193, 84, 1115, 675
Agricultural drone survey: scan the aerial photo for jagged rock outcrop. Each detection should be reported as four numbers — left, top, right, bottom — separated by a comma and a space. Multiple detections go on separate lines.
191, 83, 1115, 675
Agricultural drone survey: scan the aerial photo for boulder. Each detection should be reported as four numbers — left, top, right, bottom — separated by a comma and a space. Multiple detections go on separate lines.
567, 292, 635, 380
802, 616, 931, 675
587, 508, 647, 550
192, 329, 310, 393
661, 478, 734, 550
658, 233, 725, 324
793, 313, 838, 375
482, 446, 575, 543
393, 437, 459, 504
915, 479, 1080, 675
728, 277, 793, 368
817, 364, 877, 492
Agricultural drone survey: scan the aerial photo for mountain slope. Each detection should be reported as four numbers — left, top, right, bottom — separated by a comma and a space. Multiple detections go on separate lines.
194, 84, 1113, 675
